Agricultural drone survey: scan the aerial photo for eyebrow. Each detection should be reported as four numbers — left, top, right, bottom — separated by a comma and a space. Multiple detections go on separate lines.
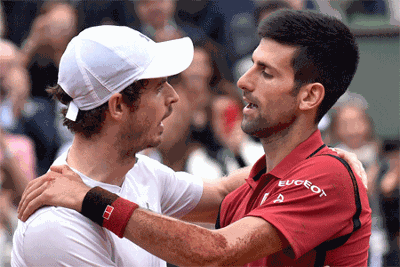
157, 77, 168, 87
252, 58, 279, 74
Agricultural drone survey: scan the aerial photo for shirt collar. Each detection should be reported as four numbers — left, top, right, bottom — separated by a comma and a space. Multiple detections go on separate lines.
246, 130, 324, 187
269, 130, 324, 178
54, 150, 122, 194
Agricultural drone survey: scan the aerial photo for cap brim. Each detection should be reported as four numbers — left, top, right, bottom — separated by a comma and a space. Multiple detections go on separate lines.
139, 37, 194, 80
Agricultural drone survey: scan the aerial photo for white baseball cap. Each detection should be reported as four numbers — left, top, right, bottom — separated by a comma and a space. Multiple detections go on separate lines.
58, 25, 194, 121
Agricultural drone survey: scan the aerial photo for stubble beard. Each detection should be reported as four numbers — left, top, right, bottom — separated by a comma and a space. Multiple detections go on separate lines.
241, 113, 296, 141
116, 122, 144, 163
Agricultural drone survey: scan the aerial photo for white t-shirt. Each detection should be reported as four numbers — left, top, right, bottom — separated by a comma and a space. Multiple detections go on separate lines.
11, 153, 203, 267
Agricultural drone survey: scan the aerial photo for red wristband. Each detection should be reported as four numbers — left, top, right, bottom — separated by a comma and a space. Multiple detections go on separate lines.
81, 187, 139, 238
102, 197, 139, 238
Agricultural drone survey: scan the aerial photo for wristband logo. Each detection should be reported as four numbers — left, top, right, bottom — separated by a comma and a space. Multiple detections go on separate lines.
103, 205, 114, 220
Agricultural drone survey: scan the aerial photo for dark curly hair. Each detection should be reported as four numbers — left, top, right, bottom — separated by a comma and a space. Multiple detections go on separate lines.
46, 80, 148, 138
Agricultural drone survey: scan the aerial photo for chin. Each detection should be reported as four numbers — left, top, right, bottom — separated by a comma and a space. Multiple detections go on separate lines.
148, 137, 163, 149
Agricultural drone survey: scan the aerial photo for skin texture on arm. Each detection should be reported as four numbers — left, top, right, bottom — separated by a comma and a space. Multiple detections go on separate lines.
17, 165, 251, 223
124, 208, 288, 266
17, 166, 288, 266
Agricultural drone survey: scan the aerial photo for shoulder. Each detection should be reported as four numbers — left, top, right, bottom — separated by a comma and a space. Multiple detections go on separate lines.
292, 153, 353, 179
283, 153, 363, 201
135, 154, 174, 174
13, 207, 112, 265
21, 206, 105, 238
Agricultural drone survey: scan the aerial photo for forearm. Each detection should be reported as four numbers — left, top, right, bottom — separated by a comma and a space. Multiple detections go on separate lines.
80, 188, 247, 266
125, 208, 237, 267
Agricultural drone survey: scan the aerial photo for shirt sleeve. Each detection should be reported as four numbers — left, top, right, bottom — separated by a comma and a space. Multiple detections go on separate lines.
16, 207, 117, 267
247, 156, 359, 260
160, 170, 204, 218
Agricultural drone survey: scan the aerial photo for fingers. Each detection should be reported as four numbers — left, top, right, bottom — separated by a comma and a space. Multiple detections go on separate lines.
50, 165, 82, 181
18, 180, 52, 222
50, 164, 70, 173
332, 147, 368, 190
17, 171, 65, 221
18, 174, 54, 213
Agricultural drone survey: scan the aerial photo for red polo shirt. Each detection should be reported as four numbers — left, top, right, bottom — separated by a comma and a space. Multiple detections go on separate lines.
218, 130, 371, 266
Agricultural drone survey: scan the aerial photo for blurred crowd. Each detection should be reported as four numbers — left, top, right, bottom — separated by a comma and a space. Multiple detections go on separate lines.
0, 0, 398, 266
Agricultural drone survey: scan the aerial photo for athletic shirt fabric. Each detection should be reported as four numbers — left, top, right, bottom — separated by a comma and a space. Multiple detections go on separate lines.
218, 130, 372, 266
11, 153, 203, 267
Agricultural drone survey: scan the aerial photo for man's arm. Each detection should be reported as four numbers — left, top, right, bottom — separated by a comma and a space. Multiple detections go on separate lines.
19, 170, 288, 267
18, 166, 288, 266
124, 208, 288, 266
181, 166, 251, 223
18, 148, 366, 223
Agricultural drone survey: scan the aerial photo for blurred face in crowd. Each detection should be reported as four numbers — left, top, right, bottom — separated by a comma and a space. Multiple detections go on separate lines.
237, 38, 299, 139
116, 78, 179, 158
335, 105, 372, 149
44, 3, 77, 51
181, 47, 212, 110
0, 41, 17, 78
136, 0, 176, 29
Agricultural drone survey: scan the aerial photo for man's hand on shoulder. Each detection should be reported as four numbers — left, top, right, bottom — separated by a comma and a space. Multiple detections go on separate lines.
332, 147, 368, 190
18, 165, 90, 222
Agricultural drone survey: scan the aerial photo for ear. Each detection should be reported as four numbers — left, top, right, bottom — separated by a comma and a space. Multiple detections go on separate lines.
298, 83, 325, 111
107, 93, 126, 121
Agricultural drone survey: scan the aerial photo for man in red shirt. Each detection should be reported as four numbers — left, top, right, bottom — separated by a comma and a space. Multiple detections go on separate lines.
217, 130, 371, 266
18, 9, 371, 266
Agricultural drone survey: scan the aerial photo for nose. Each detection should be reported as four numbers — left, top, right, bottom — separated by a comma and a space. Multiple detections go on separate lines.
237, 67, 255, 93
167, 83, 180, 105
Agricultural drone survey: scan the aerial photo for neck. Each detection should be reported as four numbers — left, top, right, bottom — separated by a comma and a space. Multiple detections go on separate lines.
260, 120, 318, 173
66, 134, 137, 186
158, 142, 195, 172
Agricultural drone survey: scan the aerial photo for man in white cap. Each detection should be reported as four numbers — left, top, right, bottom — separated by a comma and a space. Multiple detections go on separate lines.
11, 24, 241, 266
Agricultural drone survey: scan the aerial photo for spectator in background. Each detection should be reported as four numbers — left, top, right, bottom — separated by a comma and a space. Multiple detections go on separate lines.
133, 0, 232, 84
0, 0, 5, 38
21, 0, 78, 93
211, 95, 264, 175
133, 0, 212, 44
216, 0, 257, 71
134, 0, 183, 42
143, 74, 225, 181
143, 46, 233, 180
175, 0, 227, 47
329, 93, 384, 266
232, 0, 293, 83
179, 45, 233, 160
16, 0, 78, 175
1, 0, 41, 46
0, 126, 36, 267
330, 93, 380, 171
368, 139, 400, 266
0, 37, 36, 266
0, 39, 30, 133
75, 0, 137, 32
0, 126, 35, 205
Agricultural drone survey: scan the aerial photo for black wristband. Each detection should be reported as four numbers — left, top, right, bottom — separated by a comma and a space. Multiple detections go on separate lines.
81, 186, 119, 226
